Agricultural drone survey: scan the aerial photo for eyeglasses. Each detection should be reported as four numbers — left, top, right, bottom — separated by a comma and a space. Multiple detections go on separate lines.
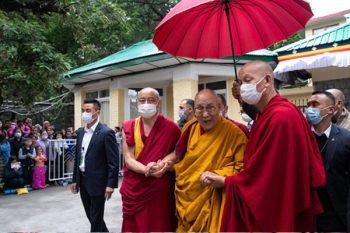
194, 105, 217, 114
138, 97, 158, 104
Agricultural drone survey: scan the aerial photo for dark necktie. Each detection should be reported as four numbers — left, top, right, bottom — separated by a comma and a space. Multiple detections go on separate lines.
314, 133, 328, 160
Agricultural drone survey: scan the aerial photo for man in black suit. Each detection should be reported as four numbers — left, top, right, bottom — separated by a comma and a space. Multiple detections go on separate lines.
71, 99, 119, 232
305, 91, 350, 231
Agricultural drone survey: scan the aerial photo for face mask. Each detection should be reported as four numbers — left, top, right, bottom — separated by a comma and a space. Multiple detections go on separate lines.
14, 133, 22, 138
179, 110, 186, 119
41, 135, 48, 140
82, 112, 93, 124
240, 77, 266, 105
241, 113, 253, 123
331, 110, 338, 123
305, 107, 330, 125
138, 104, 157, 119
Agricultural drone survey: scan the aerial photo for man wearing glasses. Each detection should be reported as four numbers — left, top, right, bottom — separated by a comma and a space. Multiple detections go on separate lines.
120, 87, 181, 232
174, 89, 247, 232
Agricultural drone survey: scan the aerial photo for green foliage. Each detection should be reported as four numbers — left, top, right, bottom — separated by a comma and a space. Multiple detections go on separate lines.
269, 33, 302, 51
119, 0, 179, 43
0, 0, 130, 111
46, 0, 131, 67
0, 11, 70, 108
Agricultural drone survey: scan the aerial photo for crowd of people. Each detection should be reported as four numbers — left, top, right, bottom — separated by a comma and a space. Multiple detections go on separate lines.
0, 118, 77, 192
2, 60, 350, 232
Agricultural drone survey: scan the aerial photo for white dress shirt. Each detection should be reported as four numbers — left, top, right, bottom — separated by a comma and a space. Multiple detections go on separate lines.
79, 119, 99, 172
312, 123, 332, 138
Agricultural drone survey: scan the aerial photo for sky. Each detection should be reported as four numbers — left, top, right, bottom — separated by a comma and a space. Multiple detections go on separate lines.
307, 0, 350, 17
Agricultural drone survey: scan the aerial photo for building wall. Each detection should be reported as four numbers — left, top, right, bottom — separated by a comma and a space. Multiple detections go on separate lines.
74, 89, 86, 130
71, 62, 278, 127
172, 79, 198, 120
314, 78, 350, 109
110, 88, 125, 128
226, 79, 243, 122
279, 86, 314, 111
310, 67, 350, 82
305, 18, 346, 38
166, 84, 174, 121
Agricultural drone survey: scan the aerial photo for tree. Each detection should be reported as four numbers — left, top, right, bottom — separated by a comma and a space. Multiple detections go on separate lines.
0, 0, 69, 14
119, 0, 179, 42
269, 33, 302, 51
0, 11, 70, 109
46, 0, 131, 67
0, 0, 130, 113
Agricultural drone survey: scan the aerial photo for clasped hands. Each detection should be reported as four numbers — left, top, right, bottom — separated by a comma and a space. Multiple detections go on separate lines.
199, 171, 226, 188
145, 160, 168, 178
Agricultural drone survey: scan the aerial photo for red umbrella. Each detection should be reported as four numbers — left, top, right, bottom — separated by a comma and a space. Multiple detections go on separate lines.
153, 0, 313, 79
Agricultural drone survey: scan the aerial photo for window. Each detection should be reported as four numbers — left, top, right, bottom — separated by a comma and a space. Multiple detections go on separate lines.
85, 89, 110, 124
198, 80, 227, 104
86, 89, 110, 99
198, 81, 226, 91
99, 100, 110, 124
86, 91, 98, 99
313, 24, 339, 36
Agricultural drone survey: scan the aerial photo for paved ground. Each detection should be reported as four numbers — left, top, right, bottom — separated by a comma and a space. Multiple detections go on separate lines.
0, 183, 123, 232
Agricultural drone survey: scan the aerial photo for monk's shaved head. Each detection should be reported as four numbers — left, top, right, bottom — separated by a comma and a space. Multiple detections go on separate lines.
195, 89, 219, 105
138, 87, 160, 99
239, 60, 274, 81
194, 89, 221, 131
327, 89, 345, 102
327, 88, 346, 121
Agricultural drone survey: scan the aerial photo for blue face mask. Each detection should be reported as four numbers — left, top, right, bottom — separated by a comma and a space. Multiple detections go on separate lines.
179, 110, 186, 119
305, 107, 330, 125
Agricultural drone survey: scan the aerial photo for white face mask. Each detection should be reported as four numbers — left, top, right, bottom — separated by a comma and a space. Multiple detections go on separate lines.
240, 77, 266, 105
82, 112, 93, 124
241, 113, 253, 123
138, 104, 157, 119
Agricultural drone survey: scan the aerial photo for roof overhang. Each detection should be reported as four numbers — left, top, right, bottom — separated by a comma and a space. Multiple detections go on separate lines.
274, 45, 350, 82
63, 52, 276, 88
275, 45, 350, 73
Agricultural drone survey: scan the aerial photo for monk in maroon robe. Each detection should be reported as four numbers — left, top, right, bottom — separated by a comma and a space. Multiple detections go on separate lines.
202, 61, 326, 231
120, 87, 181, 232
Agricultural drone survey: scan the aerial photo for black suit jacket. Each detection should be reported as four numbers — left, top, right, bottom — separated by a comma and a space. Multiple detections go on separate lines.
72, 122, 119, 196
324, 124, 350, 230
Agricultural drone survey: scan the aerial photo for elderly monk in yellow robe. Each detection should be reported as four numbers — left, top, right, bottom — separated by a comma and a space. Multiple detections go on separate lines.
174, 89, 247, 232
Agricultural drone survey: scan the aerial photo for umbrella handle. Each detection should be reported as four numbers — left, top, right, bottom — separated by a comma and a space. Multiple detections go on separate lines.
224, 1, 238, 82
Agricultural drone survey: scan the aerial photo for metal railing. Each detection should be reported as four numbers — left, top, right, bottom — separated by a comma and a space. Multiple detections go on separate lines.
47, 138, 123, 181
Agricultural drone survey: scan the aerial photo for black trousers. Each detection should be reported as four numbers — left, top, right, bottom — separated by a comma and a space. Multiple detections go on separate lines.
23, 165, 33, 185
316, 210, 346, 232
80, 173, 108, 232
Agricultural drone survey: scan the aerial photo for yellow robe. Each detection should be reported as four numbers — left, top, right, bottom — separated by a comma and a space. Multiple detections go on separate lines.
175, 116, 247, 232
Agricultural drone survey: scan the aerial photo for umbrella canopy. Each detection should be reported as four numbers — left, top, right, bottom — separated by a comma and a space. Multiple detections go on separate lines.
153, 0, 313, 59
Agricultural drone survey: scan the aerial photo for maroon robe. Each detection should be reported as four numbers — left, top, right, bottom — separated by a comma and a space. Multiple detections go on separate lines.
225, 116, 249, 137
120, 114, 181, 232
221, 95, 326, 232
